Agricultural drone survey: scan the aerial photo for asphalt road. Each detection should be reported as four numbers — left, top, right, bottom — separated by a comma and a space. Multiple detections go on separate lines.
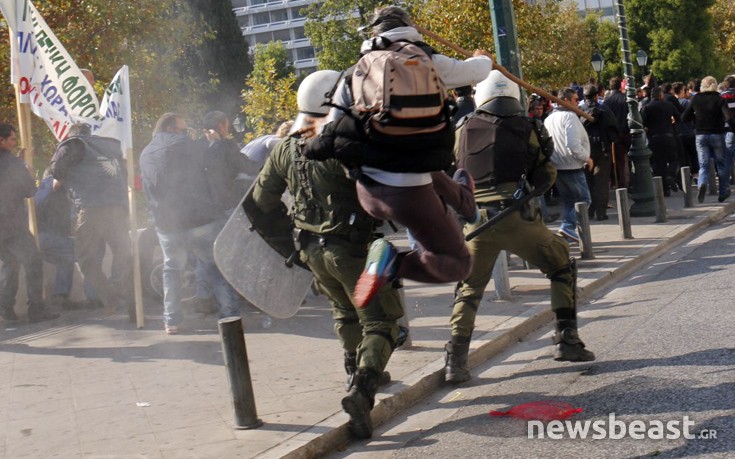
330, 216, 735, 459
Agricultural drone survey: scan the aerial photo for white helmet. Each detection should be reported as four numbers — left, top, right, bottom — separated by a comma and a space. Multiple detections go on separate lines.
291, 70, 341, 133
473, 70, 521, 107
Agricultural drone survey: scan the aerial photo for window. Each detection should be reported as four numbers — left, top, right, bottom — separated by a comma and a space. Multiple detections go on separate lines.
293, 26, 306, 40
231, 0, 248, 7
254, 32, 272, 44
250, 0, 267, 5
290, 7, 305, 19
270, 9, 288, 22
273, 29, 291, 41
296, 47, 315, 60
252, 12, 270, 26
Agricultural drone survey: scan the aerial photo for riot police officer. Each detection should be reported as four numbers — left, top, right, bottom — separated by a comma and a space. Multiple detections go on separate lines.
248, 70, 404, 439
445, 71, 596, 384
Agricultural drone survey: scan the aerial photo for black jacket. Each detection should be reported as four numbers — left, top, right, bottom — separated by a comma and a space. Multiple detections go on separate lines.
0, 149, 36, 239
642, 99, 681, 136
682, 92, 735, 134
199, 138, 258, 217
139, 133, 219, 233
49, 135, 128, 209
603, 89, 630, 134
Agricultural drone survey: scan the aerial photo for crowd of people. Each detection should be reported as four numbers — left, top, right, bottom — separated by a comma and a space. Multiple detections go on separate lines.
2, 3, 735, 442
527, 73, 735, 243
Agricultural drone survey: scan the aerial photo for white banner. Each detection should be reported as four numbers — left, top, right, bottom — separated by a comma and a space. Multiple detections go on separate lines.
0, 0, 131, 149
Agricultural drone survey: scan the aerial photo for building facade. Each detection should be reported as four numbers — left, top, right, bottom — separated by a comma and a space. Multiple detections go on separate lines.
232, 0, 318, 75
526, 0, 615, 21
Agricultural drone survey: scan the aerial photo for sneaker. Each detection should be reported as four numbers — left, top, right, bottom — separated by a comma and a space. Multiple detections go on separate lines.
697, 185, 707, 203
452, 169, 480, 224
718, 189, 731, 203
452, 168, 475, 193
353, 239, 398, 309
164, 323, 181, 335
557, 227, 580, 244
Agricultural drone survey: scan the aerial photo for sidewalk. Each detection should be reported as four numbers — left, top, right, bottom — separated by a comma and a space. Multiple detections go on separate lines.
1, 190, 734, 459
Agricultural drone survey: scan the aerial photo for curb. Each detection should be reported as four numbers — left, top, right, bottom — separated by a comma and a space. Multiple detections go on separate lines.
278, 201, 735, 459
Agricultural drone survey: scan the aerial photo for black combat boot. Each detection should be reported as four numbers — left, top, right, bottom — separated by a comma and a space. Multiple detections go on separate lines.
553, 321, 595, 362
341, 367, 380, 439
344, 351, 390, 390
444, 336, 471, 384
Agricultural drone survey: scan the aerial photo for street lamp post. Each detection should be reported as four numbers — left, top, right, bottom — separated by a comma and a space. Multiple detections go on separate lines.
232, 114, 246, 134
636, 49, 648, 86
614, 1, 655, 216
591, 50, 605, 85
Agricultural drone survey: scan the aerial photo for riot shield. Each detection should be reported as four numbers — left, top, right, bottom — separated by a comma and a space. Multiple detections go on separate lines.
214, 190, 312, 319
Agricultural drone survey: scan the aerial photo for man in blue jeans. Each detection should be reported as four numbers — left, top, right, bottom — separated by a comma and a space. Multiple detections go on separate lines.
544, 88, 593, 242
682, 76, 735, 203
139, 113, 240, 334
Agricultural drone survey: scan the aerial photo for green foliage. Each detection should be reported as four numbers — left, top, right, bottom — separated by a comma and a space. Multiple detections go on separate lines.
241, 42, 297, 142
710, 0, 735, 74
408, 0, 598, 89
627, 0, 720, 81
304, 0, 386, 71
180, 0, 252, 118
0, 0, 253, 167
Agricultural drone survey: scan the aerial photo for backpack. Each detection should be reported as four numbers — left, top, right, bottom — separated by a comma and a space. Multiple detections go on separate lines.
351, 39, 450, 140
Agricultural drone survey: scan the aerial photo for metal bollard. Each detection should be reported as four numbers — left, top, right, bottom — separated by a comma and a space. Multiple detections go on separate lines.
575, 202, 594, 259
218, 317, 263, 430
681, 166, 693, 208
709, 158, 717, 195
492, 250, 512, 300
616, 188, 633, 239
652, 176, 667, 223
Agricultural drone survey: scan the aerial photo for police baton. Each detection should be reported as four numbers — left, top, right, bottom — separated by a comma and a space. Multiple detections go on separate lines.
464, 193, 537, 242
413, 25, 594, 123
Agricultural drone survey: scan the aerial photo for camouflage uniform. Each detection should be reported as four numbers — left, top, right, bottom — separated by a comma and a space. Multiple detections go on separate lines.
252, 136, 404, 375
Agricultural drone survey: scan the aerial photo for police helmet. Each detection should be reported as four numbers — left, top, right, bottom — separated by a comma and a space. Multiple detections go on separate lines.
291, 70, 341, 134
473, 70, 523, 116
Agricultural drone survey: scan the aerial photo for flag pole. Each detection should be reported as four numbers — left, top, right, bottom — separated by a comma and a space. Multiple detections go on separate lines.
11, 40, 40, 248
119, 66, 145, 328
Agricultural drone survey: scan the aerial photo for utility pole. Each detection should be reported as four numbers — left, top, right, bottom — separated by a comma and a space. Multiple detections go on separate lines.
489, 0, 523, 80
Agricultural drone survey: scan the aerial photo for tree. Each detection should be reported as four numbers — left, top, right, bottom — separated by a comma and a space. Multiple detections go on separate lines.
304, 0, 384, 71
407, 0, 599, 89
178, 1, 252, 118
0, 1, 239, 165
627, 0, 720, 81
241, 41, 297, 141
710, 0, 735, 74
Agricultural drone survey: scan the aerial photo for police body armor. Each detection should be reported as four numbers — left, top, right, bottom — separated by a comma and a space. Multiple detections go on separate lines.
289, 138, 375, 248
456, 109, 535, 187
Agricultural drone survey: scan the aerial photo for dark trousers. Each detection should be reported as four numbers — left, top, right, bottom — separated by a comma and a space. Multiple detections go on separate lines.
356, 172, 471, 284
585, 142, 612, 218
0, 230, 44, 309
613, 132, 631, 189
648, 133, 679, 192
75, 205, 132, 309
